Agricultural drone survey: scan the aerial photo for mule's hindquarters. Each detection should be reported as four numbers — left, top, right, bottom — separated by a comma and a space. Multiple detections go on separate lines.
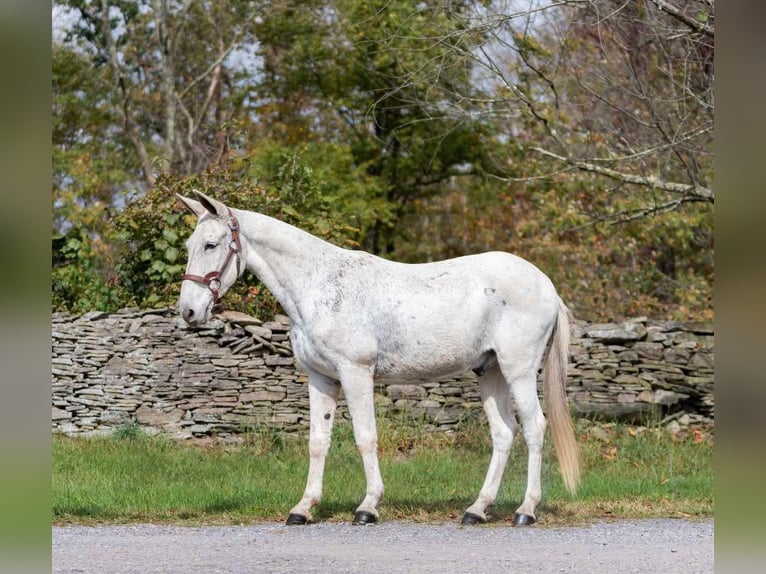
463, 297, 580, 525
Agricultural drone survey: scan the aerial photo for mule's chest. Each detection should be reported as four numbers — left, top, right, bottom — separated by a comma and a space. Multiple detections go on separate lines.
289, 323, 347, 380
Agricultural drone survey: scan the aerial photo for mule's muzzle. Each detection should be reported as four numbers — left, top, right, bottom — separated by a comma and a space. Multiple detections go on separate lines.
181, 305, 198, 325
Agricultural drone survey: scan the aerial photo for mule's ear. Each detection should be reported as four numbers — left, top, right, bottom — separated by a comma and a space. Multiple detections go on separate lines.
176, 193, 207, 219
192, 189, 229, 218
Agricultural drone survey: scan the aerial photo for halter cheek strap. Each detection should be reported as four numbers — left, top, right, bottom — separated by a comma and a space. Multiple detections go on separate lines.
182, 208, 242, 306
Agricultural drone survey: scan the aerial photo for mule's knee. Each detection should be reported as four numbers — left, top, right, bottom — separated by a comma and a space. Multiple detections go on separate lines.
309, 435, 332, 458
490, 424, 515, 451
521, 414, 546, 447
355, 435, 378, 456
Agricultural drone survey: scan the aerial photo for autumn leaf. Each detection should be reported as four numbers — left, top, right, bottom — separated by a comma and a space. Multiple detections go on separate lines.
602, 446, 618, 461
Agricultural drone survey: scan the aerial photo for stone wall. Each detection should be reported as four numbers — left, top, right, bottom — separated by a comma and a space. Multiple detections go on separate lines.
52, 308, 714, 439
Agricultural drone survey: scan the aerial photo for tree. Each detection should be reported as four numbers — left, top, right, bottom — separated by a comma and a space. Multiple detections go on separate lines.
53, 0, 264, 304
52, 0, 713, 320
251, 0, 495, 253
382, 0, 714, 216
53, 0, 260, 226
53, 43, 136, 236
370, 0, 714, 318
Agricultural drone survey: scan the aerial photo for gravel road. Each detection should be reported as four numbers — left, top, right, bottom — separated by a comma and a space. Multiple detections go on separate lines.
53, 519, 713, 574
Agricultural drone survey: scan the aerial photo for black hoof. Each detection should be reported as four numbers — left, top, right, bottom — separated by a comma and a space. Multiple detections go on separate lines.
460, 512, 486, 526
352, 511, 378, 525
512, 513, 536, 526
286, 513, 308, 525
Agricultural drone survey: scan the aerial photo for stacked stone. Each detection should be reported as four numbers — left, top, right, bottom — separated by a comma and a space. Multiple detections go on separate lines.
566, 318, 714, 425
52, 308, 714, 440
52, 308, 308, 439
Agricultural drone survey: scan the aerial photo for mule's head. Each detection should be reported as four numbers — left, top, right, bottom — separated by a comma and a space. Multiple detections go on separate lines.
177, 190, 244, 326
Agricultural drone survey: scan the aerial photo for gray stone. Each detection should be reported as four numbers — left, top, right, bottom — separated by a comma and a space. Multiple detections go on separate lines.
264, 356, 294, 367
52, 407, 72, 420
135, 406, 184, 426
633, 342, 664, 361
420, 400, 443, 409
691, 352, 714, 369
244, 325, 273, 339
663, 347, 691, 365
219, 310, 263, 326
387, 385, 427, 400
240, 390, 286, 402
82, 311, 109, 321
584, 322, 647, 343
636, 389, 688, 405
616, 350, 640, 363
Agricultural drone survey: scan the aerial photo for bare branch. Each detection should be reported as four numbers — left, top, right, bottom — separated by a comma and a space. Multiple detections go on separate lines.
177, 9, 258, 101
531, 147, 714, 202
646, 0, 714, 38
567, 195, 695, 230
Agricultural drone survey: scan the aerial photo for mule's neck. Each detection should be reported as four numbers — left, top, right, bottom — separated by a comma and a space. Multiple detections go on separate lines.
235, 209, 343, 323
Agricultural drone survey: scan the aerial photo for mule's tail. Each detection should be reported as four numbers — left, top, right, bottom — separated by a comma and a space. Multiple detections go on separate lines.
543, 298, 581, 495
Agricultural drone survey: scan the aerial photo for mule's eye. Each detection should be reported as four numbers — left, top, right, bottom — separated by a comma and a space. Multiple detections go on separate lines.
204, 242, 217, 251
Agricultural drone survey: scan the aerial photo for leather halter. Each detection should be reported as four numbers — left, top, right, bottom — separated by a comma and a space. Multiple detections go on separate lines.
181, 208, 242, 307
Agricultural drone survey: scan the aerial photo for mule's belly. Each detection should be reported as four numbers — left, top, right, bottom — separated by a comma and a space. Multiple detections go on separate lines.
373, 360, 471, 383
371, 329, 494, 382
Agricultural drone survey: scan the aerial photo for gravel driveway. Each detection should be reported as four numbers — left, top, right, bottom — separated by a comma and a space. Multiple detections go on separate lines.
53, 519, 713, 574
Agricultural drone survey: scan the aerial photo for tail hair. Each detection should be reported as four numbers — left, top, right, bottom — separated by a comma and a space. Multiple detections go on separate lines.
542, 298, 581, 495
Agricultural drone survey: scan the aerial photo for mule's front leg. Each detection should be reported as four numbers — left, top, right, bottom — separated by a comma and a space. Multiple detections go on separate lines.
341, 368, 384, 525
287, 373, 339, 525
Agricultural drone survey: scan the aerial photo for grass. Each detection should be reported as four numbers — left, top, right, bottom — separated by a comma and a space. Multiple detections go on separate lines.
52, 417, 713, 526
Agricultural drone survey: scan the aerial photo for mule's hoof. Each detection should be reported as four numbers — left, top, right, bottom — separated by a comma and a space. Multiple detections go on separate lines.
512, 513, 536, 526
286, 513, 309, 525
460, 512, 486, 526
352, 511, 378, 525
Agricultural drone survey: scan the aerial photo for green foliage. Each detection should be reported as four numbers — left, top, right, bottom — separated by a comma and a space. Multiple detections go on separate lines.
52, 228, 121, 313
247, 141, 392, 242
52, 0, 713, 321
110, 147, 385, 316
253, 0, 493, 252
113, 203, 187, 309
111, 420, 145, 442
394, 142, 713, 321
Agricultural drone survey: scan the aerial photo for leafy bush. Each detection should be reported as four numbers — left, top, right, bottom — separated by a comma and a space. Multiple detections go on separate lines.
110, 145, 387, 316
52, 228, 122, 313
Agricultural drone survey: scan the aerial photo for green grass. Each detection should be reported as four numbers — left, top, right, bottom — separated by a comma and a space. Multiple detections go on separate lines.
52, 418, 713, 526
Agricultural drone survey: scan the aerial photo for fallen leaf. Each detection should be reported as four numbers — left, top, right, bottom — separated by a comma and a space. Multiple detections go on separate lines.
602, 446, 618, 461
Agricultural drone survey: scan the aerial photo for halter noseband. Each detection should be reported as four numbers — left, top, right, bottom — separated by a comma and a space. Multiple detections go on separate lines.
182, 208, 242, 307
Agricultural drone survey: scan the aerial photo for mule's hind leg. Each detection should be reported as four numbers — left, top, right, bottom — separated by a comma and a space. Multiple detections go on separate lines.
462, 364, 517, 525
287, 371, 340, 525
499, 361, 547, 526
